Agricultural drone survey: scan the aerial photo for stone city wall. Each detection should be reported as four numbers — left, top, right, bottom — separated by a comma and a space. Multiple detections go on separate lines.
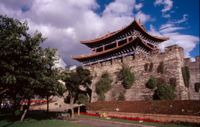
86, 45, 189, 102
184, 56, 200, 100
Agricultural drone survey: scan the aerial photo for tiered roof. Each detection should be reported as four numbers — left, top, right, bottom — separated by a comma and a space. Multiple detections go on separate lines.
81, 20, 168, 48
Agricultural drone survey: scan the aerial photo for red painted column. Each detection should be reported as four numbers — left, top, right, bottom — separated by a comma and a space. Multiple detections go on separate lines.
116, 41, 119, 47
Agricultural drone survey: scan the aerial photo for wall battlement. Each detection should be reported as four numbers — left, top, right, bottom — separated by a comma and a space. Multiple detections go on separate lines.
87, 44, 184, 68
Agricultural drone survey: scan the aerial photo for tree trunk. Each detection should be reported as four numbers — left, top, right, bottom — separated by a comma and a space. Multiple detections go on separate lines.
12, 97, 17, 116
70, 96, 75, 119
20, 98, 31, 122
46, 96, 49, 113
77, 106, 80, 116
20, 109, 27, 122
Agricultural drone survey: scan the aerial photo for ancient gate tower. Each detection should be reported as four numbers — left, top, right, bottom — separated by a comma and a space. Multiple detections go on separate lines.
73, 20, 189, 102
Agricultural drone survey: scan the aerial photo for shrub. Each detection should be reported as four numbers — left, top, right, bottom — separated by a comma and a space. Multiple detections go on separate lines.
77, 93, 89, 104
146, 76, 157, 89
119, 64, 135, 89
149, 63, 154, 72
181, 66, 190, 88
194, 82, 200, 92
153, 84, 176, 100
95, 72, 112, 100
157, 61, 164, 74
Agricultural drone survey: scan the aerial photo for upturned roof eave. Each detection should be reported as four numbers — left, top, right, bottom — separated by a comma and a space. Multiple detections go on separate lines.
80, 20, 169, 46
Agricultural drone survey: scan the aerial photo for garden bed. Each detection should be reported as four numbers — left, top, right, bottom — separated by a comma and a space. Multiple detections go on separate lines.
87, 100, 200, 116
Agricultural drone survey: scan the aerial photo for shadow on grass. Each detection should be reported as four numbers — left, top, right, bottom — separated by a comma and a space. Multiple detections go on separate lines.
0, 110, 65, 122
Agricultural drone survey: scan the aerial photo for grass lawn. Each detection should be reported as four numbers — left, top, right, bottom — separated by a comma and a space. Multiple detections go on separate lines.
1, 112, 199, 127
0, 119, 92, 127
79, 114, 199, 127
0, 112, 92, 127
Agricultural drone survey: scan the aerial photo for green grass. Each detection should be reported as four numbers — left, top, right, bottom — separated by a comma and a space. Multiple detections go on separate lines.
0, 119, 92, 127
0, 112, 92, 127
79, 114, 199, 127
1, 112, 199, 127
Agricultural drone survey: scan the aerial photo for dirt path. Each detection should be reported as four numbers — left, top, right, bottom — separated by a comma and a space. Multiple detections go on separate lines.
73, 117, 156, 127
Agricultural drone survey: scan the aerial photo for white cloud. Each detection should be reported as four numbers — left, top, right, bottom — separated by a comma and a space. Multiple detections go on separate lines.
135, 11, 151, 24
1, 0, 145, 65
149, 23, 199, 58
149, 24, 162, 36
103, 0, 135, 16
160, 23, 174, 30
160, 26, 185, 34
169, 14, 188, 24
161, 0, 173, 13
154, 0, 173, 13
135, 3, 143, 11
0, 0, 197, 65
154, 0, 173, 18
160, 34, 199, 57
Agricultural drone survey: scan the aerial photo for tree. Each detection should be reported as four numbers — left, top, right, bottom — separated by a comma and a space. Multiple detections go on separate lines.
118, 64, 135, 89
36, 48, 65, 113
0, 15, 45, 116
96, 72, 112, 100
0, 15, 64, 121
62, 67, 92, 119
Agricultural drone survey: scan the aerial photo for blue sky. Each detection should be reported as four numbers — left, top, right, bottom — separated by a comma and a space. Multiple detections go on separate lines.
0, 0, 199, 66
96, 0, 200, 57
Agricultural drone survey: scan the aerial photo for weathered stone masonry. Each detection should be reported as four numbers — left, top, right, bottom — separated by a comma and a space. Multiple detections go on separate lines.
185, 56, 200, 100
86, 45, 189, 102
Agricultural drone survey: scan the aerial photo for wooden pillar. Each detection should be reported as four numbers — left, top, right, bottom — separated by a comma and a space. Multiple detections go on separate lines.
116, 41, 119, 47
103, 45, 105, 51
